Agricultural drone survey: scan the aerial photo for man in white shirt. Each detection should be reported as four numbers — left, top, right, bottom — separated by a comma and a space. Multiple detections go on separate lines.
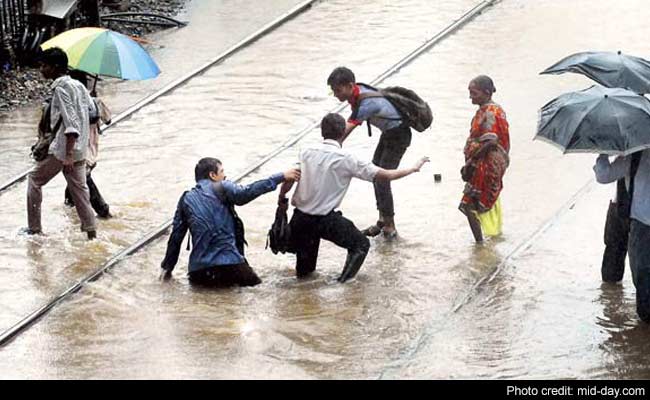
26, 47, 97, 240
279, 113, 428, 282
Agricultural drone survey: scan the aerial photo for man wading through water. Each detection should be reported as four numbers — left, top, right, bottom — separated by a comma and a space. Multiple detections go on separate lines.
278, 113, 429, 282
25, 48, 98, 240
327, 67, 413, 239
160, 158, 300, 288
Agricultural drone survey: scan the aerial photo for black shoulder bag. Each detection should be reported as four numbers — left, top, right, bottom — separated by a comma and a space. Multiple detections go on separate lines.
619, 152, 643, 220
31, 101, 62, 162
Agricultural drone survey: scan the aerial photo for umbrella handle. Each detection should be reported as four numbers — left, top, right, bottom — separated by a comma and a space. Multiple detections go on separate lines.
92, 75, 98, 96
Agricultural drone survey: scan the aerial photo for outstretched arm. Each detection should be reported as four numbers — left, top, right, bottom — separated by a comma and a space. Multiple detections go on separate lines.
222, 169, 300, 205
375, 157, 429, 181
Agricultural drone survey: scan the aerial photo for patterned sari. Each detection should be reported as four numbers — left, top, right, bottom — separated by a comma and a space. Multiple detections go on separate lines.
460, 101, 510, 213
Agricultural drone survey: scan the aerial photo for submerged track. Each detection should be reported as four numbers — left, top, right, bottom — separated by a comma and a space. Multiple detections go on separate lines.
0, 0, 320, 195
0, 0, 502, 348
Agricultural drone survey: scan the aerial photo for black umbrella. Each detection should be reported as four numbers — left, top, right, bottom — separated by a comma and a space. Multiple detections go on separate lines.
540, 51, 650, 94
535, 85, 650, 155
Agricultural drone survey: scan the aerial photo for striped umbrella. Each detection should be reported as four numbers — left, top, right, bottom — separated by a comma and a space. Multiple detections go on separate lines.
40, 27, 160, 81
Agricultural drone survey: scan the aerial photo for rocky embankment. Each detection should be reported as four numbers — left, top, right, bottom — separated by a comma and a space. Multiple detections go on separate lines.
0, 0, 188, 112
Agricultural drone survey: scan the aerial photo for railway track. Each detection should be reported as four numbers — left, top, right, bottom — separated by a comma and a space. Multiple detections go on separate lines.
0, 0, 320, 195
0, 0, 502, 348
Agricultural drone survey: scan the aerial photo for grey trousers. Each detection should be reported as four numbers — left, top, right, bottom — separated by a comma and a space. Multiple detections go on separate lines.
27, 155, 97, 233
629, 219, 650, 322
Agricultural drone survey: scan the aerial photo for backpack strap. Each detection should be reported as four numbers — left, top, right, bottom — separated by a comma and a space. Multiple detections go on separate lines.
354, 85, 401, 137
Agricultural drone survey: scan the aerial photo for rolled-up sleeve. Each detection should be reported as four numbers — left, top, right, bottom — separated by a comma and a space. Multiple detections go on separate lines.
594, 154, 630, 184
348, 155, 379, 182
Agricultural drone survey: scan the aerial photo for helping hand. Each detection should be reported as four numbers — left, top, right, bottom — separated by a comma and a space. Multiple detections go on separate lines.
284, 168, 301, 182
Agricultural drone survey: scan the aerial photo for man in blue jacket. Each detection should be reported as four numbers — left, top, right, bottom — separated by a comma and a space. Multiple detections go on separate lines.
160, 158, 300, 287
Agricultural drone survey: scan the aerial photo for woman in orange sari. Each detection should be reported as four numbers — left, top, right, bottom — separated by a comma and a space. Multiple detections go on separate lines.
459, 75, 510, 243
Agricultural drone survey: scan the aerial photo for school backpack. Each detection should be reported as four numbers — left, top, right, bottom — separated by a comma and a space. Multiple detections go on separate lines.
357, 83, 433, 132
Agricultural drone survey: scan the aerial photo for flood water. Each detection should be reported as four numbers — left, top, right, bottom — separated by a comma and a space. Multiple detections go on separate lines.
1, 0, 650, 379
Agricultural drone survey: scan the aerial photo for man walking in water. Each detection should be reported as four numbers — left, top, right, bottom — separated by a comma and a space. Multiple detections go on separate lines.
278, 113, 428, 282
25, 48, 97, 240
160, 157, 300, 287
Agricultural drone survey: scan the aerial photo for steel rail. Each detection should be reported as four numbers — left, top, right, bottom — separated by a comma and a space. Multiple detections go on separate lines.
100, 12, 188, 27
375, 6, 612, 378
99, 18, 181, 28
0, 0, 320, 195
378, 179, 596, 378
0, 0, 502, 348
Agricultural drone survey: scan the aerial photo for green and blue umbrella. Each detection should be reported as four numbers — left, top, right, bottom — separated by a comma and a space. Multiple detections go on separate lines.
40, 27, 160, 80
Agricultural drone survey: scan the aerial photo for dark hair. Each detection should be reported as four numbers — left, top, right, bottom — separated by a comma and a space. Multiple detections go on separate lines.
39, 47, 68, 73
327, 66, 355, 87
320, 113, 346, 140
195, 157, 222, 182
69, 69, 89, 87
471, 75, 496, 95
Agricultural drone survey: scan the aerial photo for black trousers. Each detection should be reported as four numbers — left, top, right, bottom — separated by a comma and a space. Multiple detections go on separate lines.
65, 169, 110, 218
188, 261, 261, 288
372, 125, 412, 218
602, 200, 630, 282
289, 209, 370, 277
629, 219, 650, 322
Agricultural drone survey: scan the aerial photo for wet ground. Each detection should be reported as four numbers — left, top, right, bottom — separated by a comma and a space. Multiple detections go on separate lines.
1, 0, 649, 379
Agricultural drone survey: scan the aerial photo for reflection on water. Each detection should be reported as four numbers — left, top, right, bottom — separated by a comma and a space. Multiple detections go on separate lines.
597, 283, 650, 380
1, 0, 650, 379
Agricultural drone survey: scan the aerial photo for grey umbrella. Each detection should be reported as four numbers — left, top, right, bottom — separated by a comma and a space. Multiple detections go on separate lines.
540, 51, 650, 94
535, 85, 650, 155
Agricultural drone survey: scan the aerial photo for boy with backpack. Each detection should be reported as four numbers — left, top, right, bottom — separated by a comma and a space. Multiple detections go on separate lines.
327, 66, 431, 238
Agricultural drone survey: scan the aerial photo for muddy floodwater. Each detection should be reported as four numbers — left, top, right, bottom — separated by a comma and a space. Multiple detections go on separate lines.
1, 0, 650, 379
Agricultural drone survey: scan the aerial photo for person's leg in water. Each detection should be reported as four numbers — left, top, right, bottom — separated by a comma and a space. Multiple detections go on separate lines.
87, 172, 111, 218
459, 202, 483, 243
289, 209, 321, 278
27, 155, 62, 234
366, 127, 411, 238
628, 220, 650, 322
62, 161, 97, 240
602, 200, 629, 283
363, 134, 388, 237
317, 210, 370, 282
65, 168, 111, 219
